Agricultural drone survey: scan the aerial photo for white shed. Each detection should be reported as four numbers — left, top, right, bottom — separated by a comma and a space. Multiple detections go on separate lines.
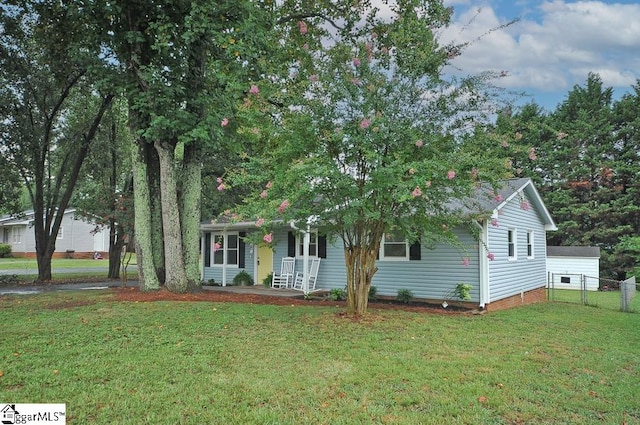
546, 246, 600, 291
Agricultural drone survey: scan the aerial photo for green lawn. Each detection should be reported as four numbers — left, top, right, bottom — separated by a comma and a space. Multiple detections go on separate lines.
0, 291, 638, 424
0, 258, 108, 270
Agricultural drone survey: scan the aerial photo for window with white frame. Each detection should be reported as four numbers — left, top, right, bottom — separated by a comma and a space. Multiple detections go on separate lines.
380, 233, 409, 261
527, 231, 534, 259
12, 228, 21, 243
297, 230, 318, 257
57, 226, 64, 239
507, 229, 517, 260
212, 232, 239, 266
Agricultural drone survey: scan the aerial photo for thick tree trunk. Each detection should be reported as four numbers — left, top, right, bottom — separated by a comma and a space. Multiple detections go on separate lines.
155, 140, 188, 293
181, 144, 203, 290
344, 245, 379, 316
131, 139, 160, 291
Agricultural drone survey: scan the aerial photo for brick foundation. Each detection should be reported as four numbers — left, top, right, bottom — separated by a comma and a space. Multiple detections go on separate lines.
485, 287, 547, 312
10, 251, 109, 260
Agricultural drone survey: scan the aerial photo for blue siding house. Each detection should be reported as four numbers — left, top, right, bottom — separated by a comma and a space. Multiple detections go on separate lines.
201, 178, 556, 310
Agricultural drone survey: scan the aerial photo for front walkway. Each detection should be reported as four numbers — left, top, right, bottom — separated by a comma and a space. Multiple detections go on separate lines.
202, 285, 303, 298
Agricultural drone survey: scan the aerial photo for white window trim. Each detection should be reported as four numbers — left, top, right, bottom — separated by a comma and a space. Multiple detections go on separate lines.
379, 233, 410, 262
296, 230, 319, 258
211, 231, 240, 268
507, 228, 517, 261
527, 230, 534, 259
57, 226, 64, 239
12, 227, 21, 244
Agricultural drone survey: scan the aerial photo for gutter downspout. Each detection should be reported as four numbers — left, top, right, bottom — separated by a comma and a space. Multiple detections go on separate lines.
474, 219, 490, 308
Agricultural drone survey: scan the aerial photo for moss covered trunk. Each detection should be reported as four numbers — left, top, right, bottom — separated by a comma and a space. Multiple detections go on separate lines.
155, 140, 188, 293
131, 138, 160, 291
181, 143, 203, 290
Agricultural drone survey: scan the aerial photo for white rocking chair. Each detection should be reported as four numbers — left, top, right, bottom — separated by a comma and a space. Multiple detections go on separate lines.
293, 258, 321, 291
271, 257, 295, 288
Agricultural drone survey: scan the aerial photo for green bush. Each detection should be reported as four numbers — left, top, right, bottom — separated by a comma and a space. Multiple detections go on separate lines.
396, 289, 414, 304
368, 285, 378, 301
0, 244, 12, 258
329, 288, 346, 301
262, 272, 273, 287
232, 270, 254, 286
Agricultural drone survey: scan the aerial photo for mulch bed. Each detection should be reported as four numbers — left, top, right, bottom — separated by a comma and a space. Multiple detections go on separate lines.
111, 286, 474, 315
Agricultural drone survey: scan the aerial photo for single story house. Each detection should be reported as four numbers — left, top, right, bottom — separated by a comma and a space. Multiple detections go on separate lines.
201, 178, 557, 311
546, 246, 600, 291
0, 208, 109, 258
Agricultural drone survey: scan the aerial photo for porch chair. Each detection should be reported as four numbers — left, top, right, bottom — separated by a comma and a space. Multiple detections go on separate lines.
293, 258, 321, 291
271, 257, 295, 288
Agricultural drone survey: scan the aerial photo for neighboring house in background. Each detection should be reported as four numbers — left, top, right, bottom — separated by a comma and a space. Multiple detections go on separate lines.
546, 246, 601, 291
0, 208, 109, 258
201, 178, 557, 311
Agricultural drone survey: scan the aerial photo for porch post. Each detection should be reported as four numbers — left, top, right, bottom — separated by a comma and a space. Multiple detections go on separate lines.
222, 230, 227, 287
302, 226, 310, 294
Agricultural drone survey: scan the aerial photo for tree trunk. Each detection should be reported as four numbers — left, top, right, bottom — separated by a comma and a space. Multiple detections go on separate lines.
107, 220, 124, 279
131, 138, 160, 291
155, 139, 188, 293
181, 143, 203, 290
344, 245, 379, 316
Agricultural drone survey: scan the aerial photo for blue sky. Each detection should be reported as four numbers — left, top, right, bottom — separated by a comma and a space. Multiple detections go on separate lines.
440, 0, 640, 111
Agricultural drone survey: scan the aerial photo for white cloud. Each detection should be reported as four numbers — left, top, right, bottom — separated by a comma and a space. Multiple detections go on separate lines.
441, 1, 640, 98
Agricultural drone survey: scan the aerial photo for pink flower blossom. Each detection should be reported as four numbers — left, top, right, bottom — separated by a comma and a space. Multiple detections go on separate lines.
278, 199, 290, 213
255, 218, 265, 227
350, 78, 361, 86
216, 177, 223, 183
471, 167, 479, 179
221, 118, 229, 127
260, 190, 268, 199
302, 43, 309, 50
309, 74, 319, 82
297, 21, 308, 35
217, 183, 225, 191
251, 127, 260, 135
501, 140, 509, 148
520, 200, 530, 211
411, 186, 422, 197
353, 57, 361, 67
265, 181, 272, 189
491, 218, 499, 227
263, 233, 273, 243
528, 147, 537, 160
415, 140, 423, 147
425, 181, 432, 187
494, 194, 503, 202
462, 258, 470, 267
249, 85, 260, 94
447, 170, 456, 180
360, 118, 371, 130
487, 252, 495, 261
214, 242, 222, 252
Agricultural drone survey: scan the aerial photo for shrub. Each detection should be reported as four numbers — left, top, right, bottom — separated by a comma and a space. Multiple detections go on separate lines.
329, 288, 346, 301
203, 278, 216, 286
232, 270, 254, 286
262, 272, 273, 287
0, 274, 19, 286
396, 289, 414, 304
368, 285, 378, 301
453, 283, 472, 301
0, 244, 11, 258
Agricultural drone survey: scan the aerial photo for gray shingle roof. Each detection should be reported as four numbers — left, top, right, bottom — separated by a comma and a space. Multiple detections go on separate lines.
547, 246, 600, 258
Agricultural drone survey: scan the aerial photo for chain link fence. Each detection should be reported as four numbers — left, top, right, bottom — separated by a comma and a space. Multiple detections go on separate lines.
547, 272, 638, 313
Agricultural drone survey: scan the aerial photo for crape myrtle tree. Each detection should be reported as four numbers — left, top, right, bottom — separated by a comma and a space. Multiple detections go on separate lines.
230, 0, 514, 315
0, 1, 115, 281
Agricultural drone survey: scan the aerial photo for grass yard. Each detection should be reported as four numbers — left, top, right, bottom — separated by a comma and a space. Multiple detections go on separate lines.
549, 288, 640, 312
0, 258, 108, 270
0, 290, 638, 424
